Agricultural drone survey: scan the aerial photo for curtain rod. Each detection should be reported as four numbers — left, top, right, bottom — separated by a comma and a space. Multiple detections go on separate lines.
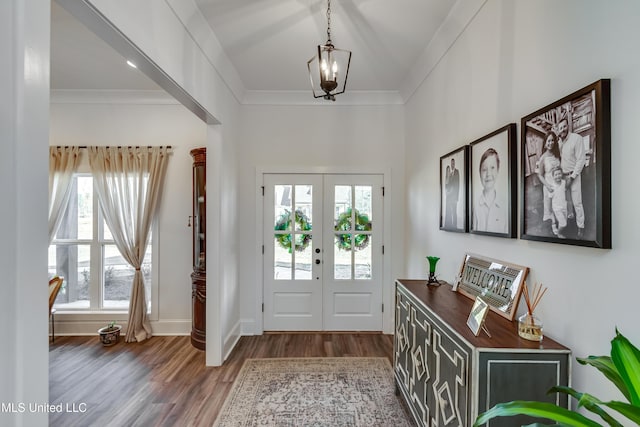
55, 145, 172, 149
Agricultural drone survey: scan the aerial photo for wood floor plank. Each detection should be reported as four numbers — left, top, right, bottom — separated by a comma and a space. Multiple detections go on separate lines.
49, 333, 394, 427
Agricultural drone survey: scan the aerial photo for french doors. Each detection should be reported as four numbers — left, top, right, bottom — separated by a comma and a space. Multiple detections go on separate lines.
263, 174, 383, 331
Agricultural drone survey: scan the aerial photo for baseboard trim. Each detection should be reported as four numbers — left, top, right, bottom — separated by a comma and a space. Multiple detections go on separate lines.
223, 321, 242, 362
51, 319, 191, 336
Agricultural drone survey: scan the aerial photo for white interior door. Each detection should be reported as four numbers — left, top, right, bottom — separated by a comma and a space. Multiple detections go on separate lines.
263, 173, 383, 331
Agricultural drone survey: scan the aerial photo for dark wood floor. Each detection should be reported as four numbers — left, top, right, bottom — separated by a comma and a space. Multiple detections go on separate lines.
49, 333, 395, 427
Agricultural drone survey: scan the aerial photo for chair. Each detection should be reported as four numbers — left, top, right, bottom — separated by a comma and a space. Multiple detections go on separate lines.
48, 276, 64, 342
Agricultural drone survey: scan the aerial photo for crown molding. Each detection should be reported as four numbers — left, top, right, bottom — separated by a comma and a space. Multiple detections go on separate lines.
50, 88, 404, 106
242, 90, 404, 106
50, 89, 178, 104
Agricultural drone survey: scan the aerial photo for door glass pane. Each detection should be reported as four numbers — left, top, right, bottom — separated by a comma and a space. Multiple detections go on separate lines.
333, 184, 374, 280
354, 235, 372, 279
334, 185, 352, 229
274, 185, 293, 230
275, 183, 315, 280
294, 185, 313, 231
274, 236, 292, 280
295, 235, 312, 280
334, 234, 352, 280
49, 244, 90, 308
275, 183, 297, 281
55, 176, 93, 240
355, 185, 373, 230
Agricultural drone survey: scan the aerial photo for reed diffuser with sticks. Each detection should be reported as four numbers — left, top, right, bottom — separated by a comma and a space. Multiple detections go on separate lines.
517, 282, 547, 342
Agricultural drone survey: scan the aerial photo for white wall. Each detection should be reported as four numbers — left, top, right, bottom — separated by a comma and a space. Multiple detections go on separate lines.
204, 116, 243, 362
405, 0, 640, 405
238, 104, 405, 334
49, 96, 206, 335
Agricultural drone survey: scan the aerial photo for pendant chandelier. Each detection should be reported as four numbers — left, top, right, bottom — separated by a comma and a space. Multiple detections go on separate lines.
307, 0, 352, 101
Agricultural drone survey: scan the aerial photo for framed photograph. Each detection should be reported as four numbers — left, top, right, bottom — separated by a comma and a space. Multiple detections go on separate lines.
466, 297, 490, 336
456, 253, 529, 321
469, 124, 517, 238
439, 146, 468, 232
520, 79, 611, 248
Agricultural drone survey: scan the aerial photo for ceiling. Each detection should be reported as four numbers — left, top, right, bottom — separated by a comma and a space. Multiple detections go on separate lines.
51, 0, 457, 94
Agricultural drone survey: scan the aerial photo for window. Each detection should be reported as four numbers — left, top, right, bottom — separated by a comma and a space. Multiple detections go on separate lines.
48, 174, 154, 311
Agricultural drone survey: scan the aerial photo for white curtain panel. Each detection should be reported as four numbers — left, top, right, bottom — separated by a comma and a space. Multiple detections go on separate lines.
49, 146, 81, 244
89, 146, 170, 342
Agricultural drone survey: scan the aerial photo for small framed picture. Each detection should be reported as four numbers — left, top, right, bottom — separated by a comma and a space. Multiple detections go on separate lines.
520, 79, 611, 248
469, 124, 517, 238
466, 296, 490, 336
439, 146, 469, 232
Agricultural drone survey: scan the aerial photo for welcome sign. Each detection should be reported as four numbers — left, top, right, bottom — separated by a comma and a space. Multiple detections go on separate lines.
455, 253, 529, 321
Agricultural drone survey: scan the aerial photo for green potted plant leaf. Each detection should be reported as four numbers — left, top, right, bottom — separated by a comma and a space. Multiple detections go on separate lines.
98, 321, 122, 346
474, 329, 640, 426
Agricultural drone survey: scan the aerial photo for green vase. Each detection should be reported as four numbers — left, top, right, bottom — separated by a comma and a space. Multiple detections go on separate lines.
426, 256, 440, 285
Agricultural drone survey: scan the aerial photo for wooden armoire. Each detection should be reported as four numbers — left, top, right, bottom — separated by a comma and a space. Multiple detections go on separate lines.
190, 148, 206, 350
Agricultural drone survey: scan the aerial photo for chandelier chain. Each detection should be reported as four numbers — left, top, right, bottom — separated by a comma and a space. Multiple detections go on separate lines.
326, 0, 332, 43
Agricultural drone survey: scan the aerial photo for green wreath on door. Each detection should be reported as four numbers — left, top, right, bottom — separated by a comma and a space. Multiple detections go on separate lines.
334, 208, 371, 251
274, 209, 312, 253
274, 208, 372, 252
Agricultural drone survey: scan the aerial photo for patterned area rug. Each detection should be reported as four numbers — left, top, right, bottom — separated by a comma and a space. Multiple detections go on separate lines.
213, 357, 414, 427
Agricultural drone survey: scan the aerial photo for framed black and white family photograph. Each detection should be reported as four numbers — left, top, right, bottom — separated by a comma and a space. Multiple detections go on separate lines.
439, 146, 468, 232
469, 124, 517, 238
520, 79, 611, 248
